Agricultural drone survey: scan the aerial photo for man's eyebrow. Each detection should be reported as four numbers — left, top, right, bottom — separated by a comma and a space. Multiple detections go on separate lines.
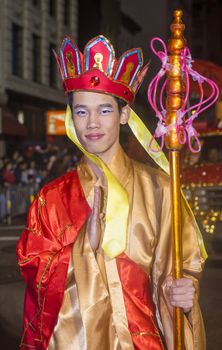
99, 103, 113, 108
73, 103, 114, 109
73, 104, 87, 109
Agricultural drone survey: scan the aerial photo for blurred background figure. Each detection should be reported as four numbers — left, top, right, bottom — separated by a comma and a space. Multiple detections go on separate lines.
2, 162, 16, 186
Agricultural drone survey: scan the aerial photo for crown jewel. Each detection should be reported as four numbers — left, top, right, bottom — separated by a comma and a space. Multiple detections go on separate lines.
54, 35, 149, 104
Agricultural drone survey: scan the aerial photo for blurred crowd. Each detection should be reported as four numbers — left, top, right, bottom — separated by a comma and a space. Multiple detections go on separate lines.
0, 144, 81, 190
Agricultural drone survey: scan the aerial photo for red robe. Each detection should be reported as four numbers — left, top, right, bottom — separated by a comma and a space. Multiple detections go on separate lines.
17, 171, 91, 349
17, 169, 164, 349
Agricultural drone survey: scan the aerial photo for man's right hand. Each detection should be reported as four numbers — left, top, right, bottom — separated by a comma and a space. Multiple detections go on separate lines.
88, 186, 101, 251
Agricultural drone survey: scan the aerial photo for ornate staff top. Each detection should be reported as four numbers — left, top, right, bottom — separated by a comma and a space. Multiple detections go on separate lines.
166, 9, 186, 150
168, 10, 186, 55
147, 10, 219, 153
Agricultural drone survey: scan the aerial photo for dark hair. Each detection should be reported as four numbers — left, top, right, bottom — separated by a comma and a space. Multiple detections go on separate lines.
67, 92, 127, 114
114, 97, 127, 113
67, 92, 73, 111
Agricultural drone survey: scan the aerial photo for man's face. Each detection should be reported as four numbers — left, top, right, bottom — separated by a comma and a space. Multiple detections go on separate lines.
71, 91, 129, 163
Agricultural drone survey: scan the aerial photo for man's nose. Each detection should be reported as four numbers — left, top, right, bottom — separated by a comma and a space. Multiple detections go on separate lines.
87, 112, 100, 128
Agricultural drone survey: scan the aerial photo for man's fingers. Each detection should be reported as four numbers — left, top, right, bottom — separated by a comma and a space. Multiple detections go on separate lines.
170, 286, 195, 295
170, 293, 194, 302
92, 186, 101, 215
173, 278, 193, 287
164, 276, 195, 312
170, 300, 193, 309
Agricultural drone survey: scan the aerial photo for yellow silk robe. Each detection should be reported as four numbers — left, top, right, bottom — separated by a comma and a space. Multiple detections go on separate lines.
48, 147, 206, 350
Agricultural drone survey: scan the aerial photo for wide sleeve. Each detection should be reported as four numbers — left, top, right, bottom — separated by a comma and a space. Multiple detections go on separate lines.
16, 190, 71, 349
16, 173, 91, 350
17, 191, 62, 288
151, 175, 206, 350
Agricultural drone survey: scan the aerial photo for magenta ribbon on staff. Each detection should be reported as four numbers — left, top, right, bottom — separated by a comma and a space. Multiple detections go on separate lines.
147, 37, 219, 153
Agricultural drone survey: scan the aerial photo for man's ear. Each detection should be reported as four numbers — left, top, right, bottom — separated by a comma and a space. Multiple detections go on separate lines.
120, 105, 130, 125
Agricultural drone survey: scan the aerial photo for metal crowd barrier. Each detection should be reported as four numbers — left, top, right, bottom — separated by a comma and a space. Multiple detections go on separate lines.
0, 185, 37, 224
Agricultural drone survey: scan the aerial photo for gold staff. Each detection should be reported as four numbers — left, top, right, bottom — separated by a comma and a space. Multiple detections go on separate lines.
165, 9, 186, 350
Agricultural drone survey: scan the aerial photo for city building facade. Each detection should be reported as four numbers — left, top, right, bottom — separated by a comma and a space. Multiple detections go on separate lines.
0, 0, 78, 155
1, 0, 220, 157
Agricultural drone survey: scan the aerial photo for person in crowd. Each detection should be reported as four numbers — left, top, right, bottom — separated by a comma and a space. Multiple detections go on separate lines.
19, 162, 29, 185
2, 161, 16, 185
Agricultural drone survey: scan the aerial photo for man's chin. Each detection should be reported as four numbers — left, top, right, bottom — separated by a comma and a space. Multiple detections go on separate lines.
82, 144, 105, 156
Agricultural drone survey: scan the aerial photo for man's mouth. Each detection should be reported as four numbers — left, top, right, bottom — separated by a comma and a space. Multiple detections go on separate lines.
85, 133, 105, 141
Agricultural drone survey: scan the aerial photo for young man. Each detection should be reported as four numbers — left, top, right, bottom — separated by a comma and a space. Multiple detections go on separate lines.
17, 36, 206, 349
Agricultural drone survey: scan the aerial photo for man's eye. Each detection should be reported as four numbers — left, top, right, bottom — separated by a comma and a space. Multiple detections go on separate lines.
100, 108, 113, 115
75, 110, 87, 117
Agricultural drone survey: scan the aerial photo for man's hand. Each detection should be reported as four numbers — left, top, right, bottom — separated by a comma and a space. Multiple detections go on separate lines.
165, 276, 195, 313
88, 186, 101, 251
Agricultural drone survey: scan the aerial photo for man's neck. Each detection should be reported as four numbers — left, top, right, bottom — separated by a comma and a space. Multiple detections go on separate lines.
84, 157, 103, 179
84, 145, 120, 177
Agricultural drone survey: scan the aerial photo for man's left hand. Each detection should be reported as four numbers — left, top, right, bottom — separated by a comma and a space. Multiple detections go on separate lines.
165, 276, 195, 313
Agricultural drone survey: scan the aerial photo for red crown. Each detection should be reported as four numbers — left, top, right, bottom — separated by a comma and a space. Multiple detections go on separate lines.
54, 35, 149, 104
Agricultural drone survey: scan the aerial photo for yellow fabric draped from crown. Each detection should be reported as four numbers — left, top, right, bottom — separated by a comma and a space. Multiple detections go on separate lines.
65, 105, 129, 259
65, 105, 207, 260
128, 109, 207, 260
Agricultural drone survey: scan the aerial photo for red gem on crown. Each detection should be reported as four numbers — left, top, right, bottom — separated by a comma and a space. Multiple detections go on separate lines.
90, 76, 100, 86
54, 35, 150, 104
